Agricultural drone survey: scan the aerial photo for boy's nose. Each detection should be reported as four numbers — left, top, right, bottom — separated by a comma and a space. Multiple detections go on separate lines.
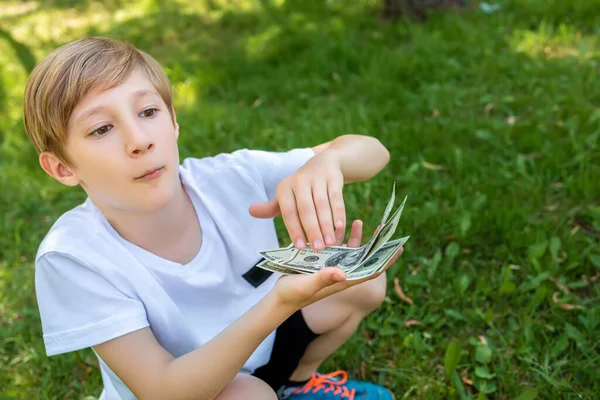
125, 125, 155, 156
129, 141, 154, 156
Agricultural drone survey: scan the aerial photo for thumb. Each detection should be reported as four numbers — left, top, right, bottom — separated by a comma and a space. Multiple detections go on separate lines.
311, 267, 346, 292
249, 199, 281, 219
276, 268, 347, 307
308, 267, 348, 302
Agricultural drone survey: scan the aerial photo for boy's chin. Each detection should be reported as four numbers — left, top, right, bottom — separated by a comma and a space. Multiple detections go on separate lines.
109, 188, 177, 213
131, 175, 181, 212
134, 190, 177, 212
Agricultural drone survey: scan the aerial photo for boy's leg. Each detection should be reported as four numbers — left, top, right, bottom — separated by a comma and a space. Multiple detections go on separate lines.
289, 271, 387, 381
216, 373, 277, 400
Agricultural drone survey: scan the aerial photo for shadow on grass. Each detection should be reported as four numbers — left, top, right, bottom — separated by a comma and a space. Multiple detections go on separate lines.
9, 0, 128, 11
0, 26, 36, 74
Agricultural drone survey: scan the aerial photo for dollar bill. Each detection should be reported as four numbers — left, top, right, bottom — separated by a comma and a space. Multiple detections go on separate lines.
255, 259, 303, 275
257, 182, 409, 274
259, 246, 299, 264
361, 195, 407, 262
360, 183, 397, 256
260, 209, 397, 272
337, 196, 406, 273
278, 245, 371, 273
346, 237, 407, 280
258, 236, 409, 279
347, 235, 409, 277
260, 226, 385, 272
260, 183, 399, 265
379, 182, 396, 228
375, 235, 410, 273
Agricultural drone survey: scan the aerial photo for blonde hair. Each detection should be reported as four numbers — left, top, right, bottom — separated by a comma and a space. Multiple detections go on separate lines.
23, 37, 174, 166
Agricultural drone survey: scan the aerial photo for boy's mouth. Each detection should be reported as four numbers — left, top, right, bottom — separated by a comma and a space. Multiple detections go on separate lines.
135, 166, 164, 181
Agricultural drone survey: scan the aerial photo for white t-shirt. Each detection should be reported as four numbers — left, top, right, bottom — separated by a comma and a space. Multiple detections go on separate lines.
35, 147, 315, 400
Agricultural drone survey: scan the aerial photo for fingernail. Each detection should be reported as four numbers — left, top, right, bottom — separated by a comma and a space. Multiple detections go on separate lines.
333, 273, 345, 282
296, 239, 305, 248
325, 236, 334, 246
314, 239, 323, 250
336, 220, 344, 228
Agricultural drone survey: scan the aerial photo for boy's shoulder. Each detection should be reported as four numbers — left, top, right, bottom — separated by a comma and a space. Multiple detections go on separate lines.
180, 147, 314, 187
36, 198, 106, 263
180, 148, 268, 182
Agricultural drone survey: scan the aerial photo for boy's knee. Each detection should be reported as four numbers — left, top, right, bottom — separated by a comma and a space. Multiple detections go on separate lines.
215, 374, 277, 400
356, 272, 387, 312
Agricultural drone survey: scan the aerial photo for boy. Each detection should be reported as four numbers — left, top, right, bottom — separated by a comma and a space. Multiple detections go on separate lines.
24, 37, 403, 400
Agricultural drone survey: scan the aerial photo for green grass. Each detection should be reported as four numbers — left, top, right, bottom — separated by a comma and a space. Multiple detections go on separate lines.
1, 0, 599, 398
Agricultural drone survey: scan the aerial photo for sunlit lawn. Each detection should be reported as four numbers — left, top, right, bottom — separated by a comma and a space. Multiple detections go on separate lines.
1, 0, 599, 399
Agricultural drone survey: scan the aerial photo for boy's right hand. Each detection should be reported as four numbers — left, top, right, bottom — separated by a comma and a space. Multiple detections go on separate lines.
271, 219, 403, 311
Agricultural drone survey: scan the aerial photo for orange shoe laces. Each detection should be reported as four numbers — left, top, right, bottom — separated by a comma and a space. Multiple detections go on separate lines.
293, 370, 356, 399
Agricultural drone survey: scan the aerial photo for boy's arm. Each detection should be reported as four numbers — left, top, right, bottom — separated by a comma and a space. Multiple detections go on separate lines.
250, 134, 390, 251
94, 291, 291, 400
93, 257, 396, 400
311, 134, 390, 184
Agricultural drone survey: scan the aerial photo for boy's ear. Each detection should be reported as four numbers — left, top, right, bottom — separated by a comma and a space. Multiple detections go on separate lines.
171, 105, 179, 139
39, 152, 80, 187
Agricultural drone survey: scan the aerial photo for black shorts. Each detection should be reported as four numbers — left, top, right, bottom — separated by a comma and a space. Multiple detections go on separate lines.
252, 310, 319, 390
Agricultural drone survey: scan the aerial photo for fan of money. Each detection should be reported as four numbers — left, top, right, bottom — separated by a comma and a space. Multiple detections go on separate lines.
256, 184, 410, 280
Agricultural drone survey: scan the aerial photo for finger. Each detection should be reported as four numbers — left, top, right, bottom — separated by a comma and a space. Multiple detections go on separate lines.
352, 247, 405, 285
312, 180, 335, 247
308, 267, 347, 299
318, 267, 346, 286
248, 199, 281, 219
277, 268, 345, 305
293, 184, 324, 251
334, 223, 345, 246
278, 187, 306, 249
311, 270, 352, 301
346, 220, 363, 248
328, 176, 346, 234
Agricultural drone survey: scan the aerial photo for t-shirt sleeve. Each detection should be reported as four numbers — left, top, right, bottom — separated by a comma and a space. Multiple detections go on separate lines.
35, 252, 149, 356
241, 147, 316, 200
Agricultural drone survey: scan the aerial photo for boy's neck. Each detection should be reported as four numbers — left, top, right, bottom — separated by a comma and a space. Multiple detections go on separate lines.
98, 180, 202, 264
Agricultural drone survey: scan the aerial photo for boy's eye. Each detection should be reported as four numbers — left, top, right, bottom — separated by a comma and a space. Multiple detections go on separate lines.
139, 108, 158, 118
89, 125, 112, 137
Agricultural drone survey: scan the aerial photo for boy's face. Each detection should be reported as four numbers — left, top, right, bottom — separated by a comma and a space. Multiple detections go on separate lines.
55, 69, 181, 213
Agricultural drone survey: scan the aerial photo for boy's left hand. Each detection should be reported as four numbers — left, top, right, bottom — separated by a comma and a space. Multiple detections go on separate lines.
249, 153, 346, 251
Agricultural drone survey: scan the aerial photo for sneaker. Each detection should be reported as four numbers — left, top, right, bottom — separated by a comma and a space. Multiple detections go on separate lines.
277, 370, 395, 400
